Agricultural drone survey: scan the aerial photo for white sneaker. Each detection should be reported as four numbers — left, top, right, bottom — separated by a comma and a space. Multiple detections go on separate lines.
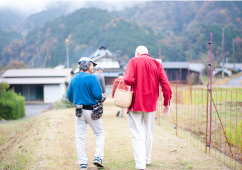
93, 157, 104, 167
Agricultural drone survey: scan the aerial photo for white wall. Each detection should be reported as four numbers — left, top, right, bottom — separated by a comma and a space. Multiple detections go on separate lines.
44, 84, 65, 103
59, 83, 66, 99
96, 58, 120, 68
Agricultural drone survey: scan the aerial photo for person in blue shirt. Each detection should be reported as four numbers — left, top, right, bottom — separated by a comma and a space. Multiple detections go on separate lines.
67, 57, 106, 170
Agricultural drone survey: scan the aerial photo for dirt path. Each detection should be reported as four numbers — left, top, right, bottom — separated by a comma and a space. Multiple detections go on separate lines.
0, 97, 231, 169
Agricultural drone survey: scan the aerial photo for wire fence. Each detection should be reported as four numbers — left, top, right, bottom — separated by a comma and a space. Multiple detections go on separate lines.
156, 84, 242, 169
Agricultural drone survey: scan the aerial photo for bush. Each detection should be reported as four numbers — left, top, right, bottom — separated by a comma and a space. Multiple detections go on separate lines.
231, 69, 239, 74
0, 82, 9, 97
0, 89, 25, 120
53, 89, 73, 109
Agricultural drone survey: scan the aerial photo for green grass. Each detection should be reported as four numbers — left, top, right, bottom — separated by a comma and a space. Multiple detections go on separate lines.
181, 162, 189, 166
181, 88, 242, 105
225, 120, 242, 147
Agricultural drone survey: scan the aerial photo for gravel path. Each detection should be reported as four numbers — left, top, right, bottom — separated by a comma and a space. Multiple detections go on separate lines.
217, 75, 242, 88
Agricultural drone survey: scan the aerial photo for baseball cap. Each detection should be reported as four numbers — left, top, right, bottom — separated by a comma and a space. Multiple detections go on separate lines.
96, 67, 104, 71
78, 57, 97, 67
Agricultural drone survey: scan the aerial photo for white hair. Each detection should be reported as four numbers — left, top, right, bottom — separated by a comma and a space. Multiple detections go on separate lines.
135, 45, 148, 57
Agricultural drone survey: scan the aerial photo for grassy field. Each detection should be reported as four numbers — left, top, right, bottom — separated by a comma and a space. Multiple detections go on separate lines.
0, 96, 234, 169
201, 72, 242, 86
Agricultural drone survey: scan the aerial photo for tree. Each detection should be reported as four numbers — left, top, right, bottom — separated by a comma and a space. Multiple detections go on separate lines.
4, 60, 29, 70
0, 64, 3, 72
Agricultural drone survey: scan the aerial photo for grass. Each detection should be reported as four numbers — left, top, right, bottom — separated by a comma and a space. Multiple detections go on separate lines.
225, 120, 242, 147
180, 87, 242, 105
0, 96, 235, 169
0, 118, 31, 146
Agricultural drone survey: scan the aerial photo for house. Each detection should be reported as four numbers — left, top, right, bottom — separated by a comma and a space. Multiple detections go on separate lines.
0, 68, 73, 103
161, 62, 205, 85
75, 45, 125, 85
213, 68, 232, 78
220, 63, 242, 72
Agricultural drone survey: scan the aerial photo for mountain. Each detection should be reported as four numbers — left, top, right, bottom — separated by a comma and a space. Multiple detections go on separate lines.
116, 1, 242, 62
0, 30, 22, 66
0, 9, 25, 31
1, 1, 242, 68
1, 8, 158, 68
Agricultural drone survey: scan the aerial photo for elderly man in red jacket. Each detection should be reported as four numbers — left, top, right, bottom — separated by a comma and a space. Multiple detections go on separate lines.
123, 46, 172, 170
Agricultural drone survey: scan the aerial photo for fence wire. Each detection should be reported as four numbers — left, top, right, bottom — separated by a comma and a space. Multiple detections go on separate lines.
156, 84, 242, 169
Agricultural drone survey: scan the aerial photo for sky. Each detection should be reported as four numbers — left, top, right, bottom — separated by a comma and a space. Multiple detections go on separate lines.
0, 1, 146, 16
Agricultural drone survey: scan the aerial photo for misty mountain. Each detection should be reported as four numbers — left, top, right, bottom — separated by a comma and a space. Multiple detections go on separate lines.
116, 1, 242, 62
1, 8, 158, 68
1, 1, 144, 34
0, 9, 25, 30
13, 5, 71, 35
1, 1, 242, 69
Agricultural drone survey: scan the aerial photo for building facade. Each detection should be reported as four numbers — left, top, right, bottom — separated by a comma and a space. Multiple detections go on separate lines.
162, 62, 205, 85
0, 68, 73, 103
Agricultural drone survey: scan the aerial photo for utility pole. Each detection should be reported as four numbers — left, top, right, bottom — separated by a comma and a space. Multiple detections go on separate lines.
66, 46, 69, 68
65, 38, 70, 68
233, 38, 235, 70
221, 27, 225, 79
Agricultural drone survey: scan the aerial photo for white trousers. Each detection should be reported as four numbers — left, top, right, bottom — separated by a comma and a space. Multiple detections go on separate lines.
128, 110, 155, 170
75, 109, 105, 165
117, 107, 125, 116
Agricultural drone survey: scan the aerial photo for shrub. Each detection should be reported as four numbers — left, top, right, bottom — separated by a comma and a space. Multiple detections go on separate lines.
231, 69, 239, 74
0, 90, 25, 120
53, 89, 73, 109
0, 82, 9, 97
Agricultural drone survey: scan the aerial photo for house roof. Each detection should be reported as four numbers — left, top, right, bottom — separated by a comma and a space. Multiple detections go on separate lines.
89, 45, 113, 61
0, 77, 67, 85
161, 62, 205, 73
213, 69, 232, 76
2, 68, 73, 78
220, 63, 242, 69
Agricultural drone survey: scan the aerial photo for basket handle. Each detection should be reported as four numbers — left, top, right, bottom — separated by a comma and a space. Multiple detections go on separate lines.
116, 78, 123, 90
116, 78, 132, 92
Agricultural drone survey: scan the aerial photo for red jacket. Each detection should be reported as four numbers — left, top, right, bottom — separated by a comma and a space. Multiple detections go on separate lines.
112, 77, 129, 98
124, 54, 172, 113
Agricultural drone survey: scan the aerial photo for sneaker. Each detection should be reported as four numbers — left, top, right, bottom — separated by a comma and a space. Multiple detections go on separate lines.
120, 114, 124, 118
80, 164, 88, 170
93, 157, 104, 167
116, 111, 120, 117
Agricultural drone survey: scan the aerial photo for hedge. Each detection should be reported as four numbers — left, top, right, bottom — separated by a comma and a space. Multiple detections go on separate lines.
0, 89, 25, 120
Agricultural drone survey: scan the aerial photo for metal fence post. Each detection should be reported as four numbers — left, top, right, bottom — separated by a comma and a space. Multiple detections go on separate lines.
176, 84, 178, 136
205, 84, 209, 153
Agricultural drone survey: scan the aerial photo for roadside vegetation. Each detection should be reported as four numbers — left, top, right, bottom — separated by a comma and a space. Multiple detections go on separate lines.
0, 82, 25, 120
52, 90, 73, 109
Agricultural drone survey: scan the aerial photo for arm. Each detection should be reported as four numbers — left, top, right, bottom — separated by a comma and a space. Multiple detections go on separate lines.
100, 75, 106, 94
159, 64, 172, 106
125, 85, 129, 91
112, 80, 117, 98
123, 59, 135, 86
92, 76, 103, 102
67, 82, 73, 103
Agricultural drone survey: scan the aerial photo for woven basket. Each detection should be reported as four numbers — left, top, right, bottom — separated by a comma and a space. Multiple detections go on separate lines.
114, 79, 133, 108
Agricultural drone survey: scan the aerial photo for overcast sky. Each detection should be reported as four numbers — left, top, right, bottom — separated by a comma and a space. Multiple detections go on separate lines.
0, 1, 146, 16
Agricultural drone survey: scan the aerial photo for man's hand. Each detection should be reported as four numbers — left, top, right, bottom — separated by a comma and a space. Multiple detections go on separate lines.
162, 106, 170, 117
101, 94, 106, 102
